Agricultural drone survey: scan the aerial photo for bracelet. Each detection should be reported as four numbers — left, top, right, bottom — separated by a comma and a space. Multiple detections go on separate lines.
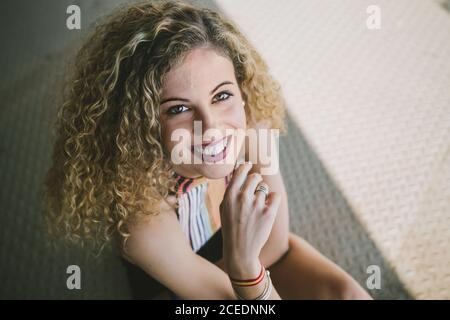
233, 270, 272, 300
229, 264, 265, 287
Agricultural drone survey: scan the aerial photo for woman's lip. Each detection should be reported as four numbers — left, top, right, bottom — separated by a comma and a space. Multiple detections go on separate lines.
191, 135, 231, 151
198, 135, 232, 163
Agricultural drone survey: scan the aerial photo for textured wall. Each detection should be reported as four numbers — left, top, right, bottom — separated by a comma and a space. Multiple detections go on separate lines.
2, 0, 440, 299
216, 0, 449, 299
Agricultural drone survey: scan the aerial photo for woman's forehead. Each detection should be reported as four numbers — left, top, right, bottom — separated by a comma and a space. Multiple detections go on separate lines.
161, 47, 236, 95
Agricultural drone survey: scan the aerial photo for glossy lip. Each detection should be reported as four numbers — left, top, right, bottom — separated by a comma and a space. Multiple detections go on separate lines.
191, 135, 232, 153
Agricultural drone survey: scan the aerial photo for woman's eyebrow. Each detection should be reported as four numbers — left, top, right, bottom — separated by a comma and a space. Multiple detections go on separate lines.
160, 80, 234, 105
209, 80, 234, 95
160, 96, 190, 104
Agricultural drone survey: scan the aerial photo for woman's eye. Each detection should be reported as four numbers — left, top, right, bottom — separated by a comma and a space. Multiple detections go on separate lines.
167, 105, 189, 115
213, 91, 233, 103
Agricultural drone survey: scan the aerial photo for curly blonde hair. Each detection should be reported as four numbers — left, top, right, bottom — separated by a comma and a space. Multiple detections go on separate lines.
43, 0, 286, 254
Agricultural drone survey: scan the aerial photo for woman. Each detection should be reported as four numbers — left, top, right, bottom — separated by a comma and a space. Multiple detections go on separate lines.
43, 0, 371, 300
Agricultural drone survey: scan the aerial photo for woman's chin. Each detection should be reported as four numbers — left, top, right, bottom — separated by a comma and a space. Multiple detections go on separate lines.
196, 162, 236, 180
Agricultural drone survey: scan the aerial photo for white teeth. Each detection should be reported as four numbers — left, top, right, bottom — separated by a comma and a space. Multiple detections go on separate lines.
195, 139, 227, 156
194, 146, 202, 154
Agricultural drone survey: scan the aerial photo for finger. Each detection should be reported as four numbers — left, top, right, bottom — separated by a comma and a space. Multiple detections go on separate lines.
254, 182, 269, 209
240, 173, 263, 199
227, 162, 253, 195
263, 192, 281, 216
231, 157, 242, 177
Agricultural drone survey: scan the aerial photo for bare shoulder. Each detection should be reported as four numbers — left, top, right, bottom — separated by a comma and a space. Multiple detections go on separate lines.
123, 195, 190, 265
121, 195, 235, 299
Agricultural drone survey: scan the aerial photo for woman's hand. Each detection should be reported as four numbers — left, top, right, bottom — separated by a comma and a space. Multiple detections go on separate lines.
220, 162, 281, 279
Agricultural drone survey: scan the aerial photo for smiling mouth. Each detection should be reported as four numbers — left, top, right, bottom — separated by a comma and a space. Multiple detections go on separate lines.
191, 135, 232, 158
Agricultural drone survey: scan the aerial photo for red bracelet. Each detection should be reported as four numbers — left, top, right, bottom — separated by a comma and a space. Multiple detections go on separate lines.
229, 264, 265, 287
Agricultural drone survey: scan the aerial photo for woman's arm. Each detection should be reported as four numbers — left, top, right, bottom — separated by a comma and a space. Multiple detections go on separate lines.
252, 165, 290, 267
124, 198, 281, 300
244, 121, 290, 268
243, 122, 371, 300
219, 160, 285, 300
124, 198, 233, 299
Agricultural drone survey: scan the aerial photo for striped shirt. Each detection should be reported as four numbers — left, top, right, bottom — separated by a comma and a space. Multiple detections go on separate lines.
172, 173, 230, 252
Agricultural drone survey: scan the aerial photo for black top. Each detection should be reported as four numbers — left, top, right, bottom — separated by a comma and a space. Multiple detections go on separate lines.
122, 227, 223, 299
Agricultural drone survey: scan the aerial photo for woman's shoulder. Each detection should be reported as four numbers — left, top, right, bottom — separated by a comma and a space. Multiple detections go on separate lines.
131, 195, 179, 232
121, 195, 182, 264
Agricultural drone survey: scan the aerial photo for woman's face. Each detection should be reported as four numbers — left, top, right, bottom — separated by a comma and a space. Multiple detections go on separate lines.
159, 46, 247, 179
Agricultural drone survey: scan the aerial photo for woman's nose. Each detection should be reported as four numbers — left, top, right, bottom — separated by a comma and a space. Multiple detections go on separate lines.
195, 108, 218, 134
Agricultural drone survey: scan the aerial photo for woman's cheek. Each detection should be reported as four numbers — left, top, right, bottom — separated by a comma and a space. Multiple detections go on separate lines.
222, 102, 247, 128
161, 121, 178, 156
162, 121, 193, 160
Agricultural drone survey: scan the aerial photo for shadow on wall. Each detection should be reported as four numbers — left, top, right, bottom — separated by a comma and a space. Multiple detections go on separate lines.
278, 114, 411, 300
439, 0, 450, 12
